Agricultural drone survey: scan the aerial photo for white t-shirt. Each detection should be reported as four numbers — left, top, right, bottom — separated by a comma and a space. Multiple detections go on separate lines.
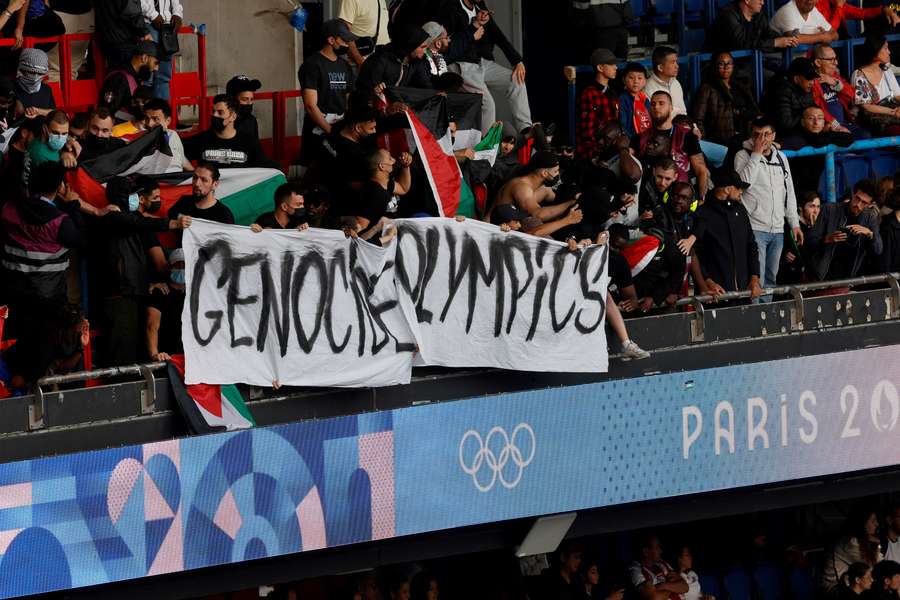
337, 0, 391, 45
681, 570, 702, 600
771, 1, 832, 34
876, 70, 900, 101
166, 130, 187, 173
885, 537, 900, 563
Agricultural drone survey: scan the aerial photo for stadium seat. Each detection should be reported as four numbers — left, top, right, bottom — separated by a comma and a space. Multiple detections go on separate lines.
869, 150, 900, 180
723, 567, 753, 600
788, 566, 815, 600
839, 154, 871, 196
753, 563, 783, 600
698, 572, 721, 598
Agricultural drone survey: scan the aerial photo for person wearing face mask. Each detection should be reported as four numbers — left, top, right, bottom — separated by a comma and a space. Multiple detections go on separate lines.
23, 109, 72, 184
297, 20, 358, 178
98, 39, 161, 123
251, 183, 310, 232
490, 151, 580, 237
183, 94, 272, 169
78, 107, 127, 162
226, 75, 262, 141
349, 148, 413, 240
145, 248, 187, 362
92, 175, 191, 366
321, 106, 378, 212
13, 48, 55, 119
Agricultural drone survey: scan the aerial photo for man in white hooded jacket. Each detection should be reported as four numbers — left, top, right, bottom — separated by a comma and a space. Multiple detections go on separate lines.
734, 116, 804, 301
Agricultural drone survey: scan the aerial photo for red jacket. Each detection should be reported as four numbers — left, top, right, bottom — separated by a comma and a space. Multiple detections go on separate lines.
815, 0, 883, 31
811, 76, 856, 126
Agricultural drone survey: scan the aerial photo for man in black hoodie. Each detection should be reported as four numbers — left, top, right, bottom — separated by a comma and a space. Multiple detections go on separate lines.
356, 24, 432, 98
438, 0, 532, 134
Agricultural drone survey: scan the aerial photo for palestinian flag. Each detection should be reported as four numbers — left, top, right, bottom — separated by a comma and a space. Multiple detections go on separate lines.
621, 235, 661, 277
385, 87, 482, 217
473, 122, 503, 166
167, 355, 255, 433
68, 127, 286, 226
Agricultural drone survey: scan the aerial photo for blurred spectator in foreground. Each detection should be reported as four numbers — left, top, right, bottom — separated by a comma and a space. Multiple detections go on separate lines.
821, 509, 882, 593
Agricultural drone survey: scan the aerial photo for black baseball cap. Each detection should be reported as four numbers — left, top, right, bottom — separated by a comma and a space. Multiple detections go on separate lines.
714, 168, 751, 190
322, 19, 358, 42
788, 57, 819, 81
226, 75, 262, 96
134, 40, 162, 59
491, 203, 530, 225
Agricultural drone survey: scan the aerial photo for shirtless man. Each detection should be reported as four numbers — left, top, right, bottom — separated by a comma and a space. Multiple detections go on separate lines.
492, 151, 582, 238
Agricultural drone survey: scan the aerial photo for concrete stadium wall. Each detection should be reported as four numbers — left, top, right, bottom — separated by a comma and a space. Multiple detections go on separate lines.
175, 1, 524, 138
179, 0, 304, 137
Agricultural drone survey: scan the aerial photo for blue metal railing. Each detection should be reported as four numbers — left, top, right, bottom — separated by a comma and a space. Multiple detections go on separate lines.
782, 137, 900, 203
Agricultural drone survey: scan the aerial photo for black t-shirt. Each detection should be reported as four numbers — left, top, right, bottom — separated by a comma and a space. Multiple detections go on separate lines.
183, 129, 268, 168
322, 132, 372, 184
609, 251, 633, 291
355, 179, 399, 233
235, 114, 259, 141
168, 195, 235, 225
148, 288, 185, 356
50, 0, 92, 13
297, 53, 354, 126
254, 211, 307, 229
14, 80, 56, 111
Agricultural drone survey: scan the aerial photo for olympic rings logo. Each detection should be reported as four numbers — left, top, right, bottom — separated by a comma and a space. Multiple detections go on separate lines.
458, 424, 536, 492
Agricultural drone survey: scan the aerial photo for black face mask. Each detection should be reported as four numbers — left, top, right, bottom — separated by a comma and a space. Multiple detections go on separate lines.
137, 65, 153, 82
544, 175, 561, 188
238, 104, 253, 118
89, 134, 111, 149
211, 116, 227, 133
146, 199, 162, 214
334, 45, 349, 56
288, 208, 308, 227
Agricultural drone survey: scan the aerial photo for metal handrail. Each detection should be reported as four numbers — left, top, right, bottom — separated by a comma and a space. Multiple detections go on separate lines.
780, 137, 900, 203
30, 362, 167, 431
675, 272, 900, 307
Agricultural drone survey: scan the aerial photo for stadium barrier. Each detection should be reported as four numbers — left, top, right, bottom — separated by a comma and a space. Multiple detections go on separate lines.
22, 271, 900, 425
782, 136, 900, 203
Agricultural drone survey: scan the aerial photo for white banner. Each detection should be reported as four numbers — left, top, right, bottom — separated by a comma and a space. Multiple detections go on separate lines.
389, 218, 610, 373
183, 218, 610, 386
182, 220, 416, 387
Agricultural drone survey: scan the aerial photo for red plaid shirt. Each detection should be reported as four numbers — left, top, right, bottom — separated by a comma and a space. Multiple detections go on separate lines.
577, 80, 619, 161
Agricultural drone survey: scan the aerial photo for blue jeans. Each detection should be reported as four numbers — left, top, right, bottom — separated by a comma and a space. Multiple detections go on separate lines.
753, 230, 783, 303
147, 24, 173, 100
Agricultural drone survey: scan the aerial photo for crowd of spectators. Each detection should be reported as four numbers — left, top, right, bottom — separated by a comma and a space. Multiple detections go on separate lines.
187, 499, 900, 600
0, 0, 898, 392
